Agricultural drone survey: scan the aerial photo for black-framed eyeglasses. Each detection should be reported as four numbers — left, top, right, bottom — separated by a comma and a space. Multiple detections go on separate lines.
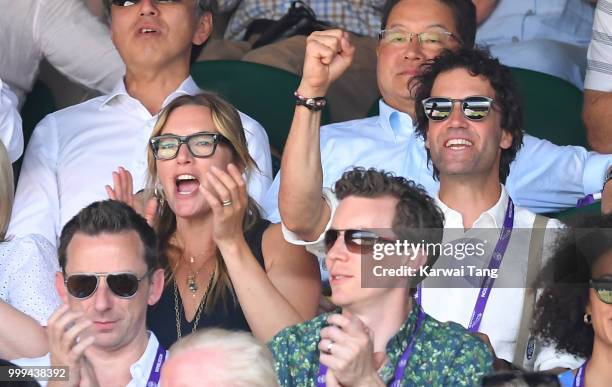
110, 0, 182, 6
324, 229, 395, 254
64, 271, 151, 299
590, 278, 612, 304
150, 132, 229, 160
378, 29, 462, 48
422, 96, 495, 122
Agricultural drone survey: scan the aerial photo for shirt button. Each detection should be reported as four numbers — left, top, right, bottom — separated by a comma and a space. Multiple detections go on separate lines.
526, 9, 534, 16
512, 36, 519, 43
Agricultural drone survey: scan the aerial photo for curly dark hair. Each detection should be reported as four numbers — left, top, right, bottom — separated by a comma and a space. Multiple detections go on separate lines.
412, 48, 524, 184
380, 0, 476, 48
532, 214, 612, 359
333, 168, 444, 276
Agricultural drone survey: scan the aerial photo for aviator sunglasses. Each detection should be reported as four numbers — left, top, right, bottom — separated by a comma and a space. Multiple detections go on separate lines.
64, 271, 151, 299
422, 96, 495, 121
324, 229, 394, 254
590, 278, 612, 304
111, 0, 182, 6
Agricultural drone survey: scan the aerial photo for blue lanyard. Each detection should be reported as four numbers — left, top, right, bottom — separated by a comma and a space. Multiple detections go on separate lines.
316, 308, 426, 387
416, 199, 515, 333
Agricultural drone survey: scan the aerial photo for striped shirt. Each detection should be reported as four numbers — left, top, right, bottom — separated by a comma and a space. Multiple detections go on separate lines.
585, 0, 612, 91
219, 0, 385, 40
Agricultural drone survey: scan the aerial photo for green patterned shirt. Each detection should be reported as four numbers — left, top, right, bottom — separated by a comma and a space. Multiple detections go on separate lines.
268, 303, 493, 386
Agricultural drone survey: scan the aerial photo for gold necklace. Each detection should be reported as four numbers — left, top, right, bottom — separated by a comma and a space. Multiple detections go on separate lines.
174, 270, 215, 340
180, 253, 210, 296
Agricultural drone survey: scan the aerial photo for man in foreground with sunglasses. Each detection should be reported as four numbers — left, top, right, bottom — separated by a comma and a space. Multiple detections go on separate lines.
268, 167, 493, 386
8, 0, 272, 253
13, 200, 165, 387
411, 48, 583, 372
263, 0, 611, 245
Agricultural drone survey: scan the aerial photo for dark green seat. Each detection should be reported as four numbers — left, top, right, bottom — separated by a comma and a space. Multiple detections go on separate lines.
190, 60, 331, 172
509, 67, 588, 148
14, 80, 56, 183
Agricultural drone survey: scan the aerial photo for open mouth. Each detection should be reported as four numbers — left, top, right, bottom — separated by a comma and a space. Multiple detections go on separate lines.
445, 138, 473, 150
138, 27, 159, 35
176, 174, 200, 195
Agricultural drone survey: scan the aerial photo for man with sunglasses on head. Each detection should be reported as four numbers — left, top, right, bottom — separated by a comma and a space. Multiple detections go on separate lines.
411, 48, 584, 372
262, 0, 612, 247
13, 200, 165, 387
269, 167, 493, 386
8, 0, 272, 251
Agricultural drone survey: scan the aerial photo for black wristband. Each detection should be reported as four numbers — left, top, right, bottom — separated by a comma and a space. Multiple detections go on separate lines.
294, 91, 327, 111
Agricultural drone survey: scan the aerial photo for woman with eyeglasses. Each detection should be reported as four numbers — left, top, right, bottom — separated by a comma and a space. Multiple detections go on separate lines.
532, 214, 612, 387
106, 92, 321, 349
0, 142, 60, 359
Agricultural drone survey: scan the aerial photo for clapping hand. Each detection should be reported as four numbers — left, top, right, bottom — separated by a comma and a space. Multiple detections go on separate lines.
199, 164, 248, 246
105, 167, 158, 225
47, 305, 99, 387
318, 313, 384, 387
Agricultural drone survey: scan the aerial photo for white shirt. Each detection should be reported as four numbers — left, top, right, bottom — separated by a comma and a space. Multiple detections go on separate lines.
0, 234, 60, 325
13, 331, 166, 387
420, 187, 582, 371
0, 0, 125, 106
0, 79, 24, 162
8, 77, 272, 247
585, 0, 612, 91
262, 99, 612, 220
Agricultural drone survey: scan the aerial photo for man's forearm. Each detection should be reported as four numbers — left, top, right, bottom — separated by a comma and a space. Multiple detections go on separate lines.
279, 105, 330, 241
583, 89, 612, 154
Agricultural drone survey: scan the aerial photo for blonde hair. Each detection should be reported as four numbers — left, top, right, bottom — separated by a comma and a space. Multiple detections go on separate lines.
145, 92, 260, 311
169, 328, 279, 387
0, 142, 14, 242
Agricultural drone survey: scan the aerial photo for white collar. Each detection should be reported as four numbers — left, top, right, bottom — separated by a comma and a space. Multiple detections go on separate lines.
436, 185, 510, 229
129, 331, 165, 383
100, 76, 201, 111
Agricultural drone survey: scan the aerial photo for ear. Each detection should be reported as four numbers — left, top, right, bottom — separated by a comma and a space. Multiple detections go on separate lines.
425, 135, 431, 150
192, 11, 213, 46
55, 272, 68, 304
147, 268, 166, 306
499, 129, 513, 150
585, 296, 592, 315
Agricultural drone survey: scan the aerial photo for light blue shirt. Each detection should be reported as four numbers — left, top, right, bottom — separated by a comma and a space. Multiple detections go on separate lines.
475, 0, 595, 89
477, 0, 594, 46
262, 99, 612, 221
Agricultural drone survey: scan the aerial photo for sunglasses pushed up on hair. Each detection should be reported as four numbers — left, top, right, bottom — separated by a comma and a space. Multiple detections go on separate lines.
590, 278, 612, 304
422, 96, 495, 122
64, 271, 151, 299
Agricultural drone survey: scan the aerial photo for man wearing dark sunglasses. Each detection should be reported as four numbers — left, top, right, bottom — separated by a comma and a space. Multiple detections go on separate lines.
13, 200, 165, 387
8, 0, 272, 255
269, 168, 494, 386
410, 48, 583, 373
262, 0, 611, 246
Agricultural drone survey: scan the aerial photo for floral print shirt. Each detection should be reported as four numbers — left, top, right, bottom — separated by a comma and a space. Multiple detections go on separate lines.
268, 303, 493, 386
